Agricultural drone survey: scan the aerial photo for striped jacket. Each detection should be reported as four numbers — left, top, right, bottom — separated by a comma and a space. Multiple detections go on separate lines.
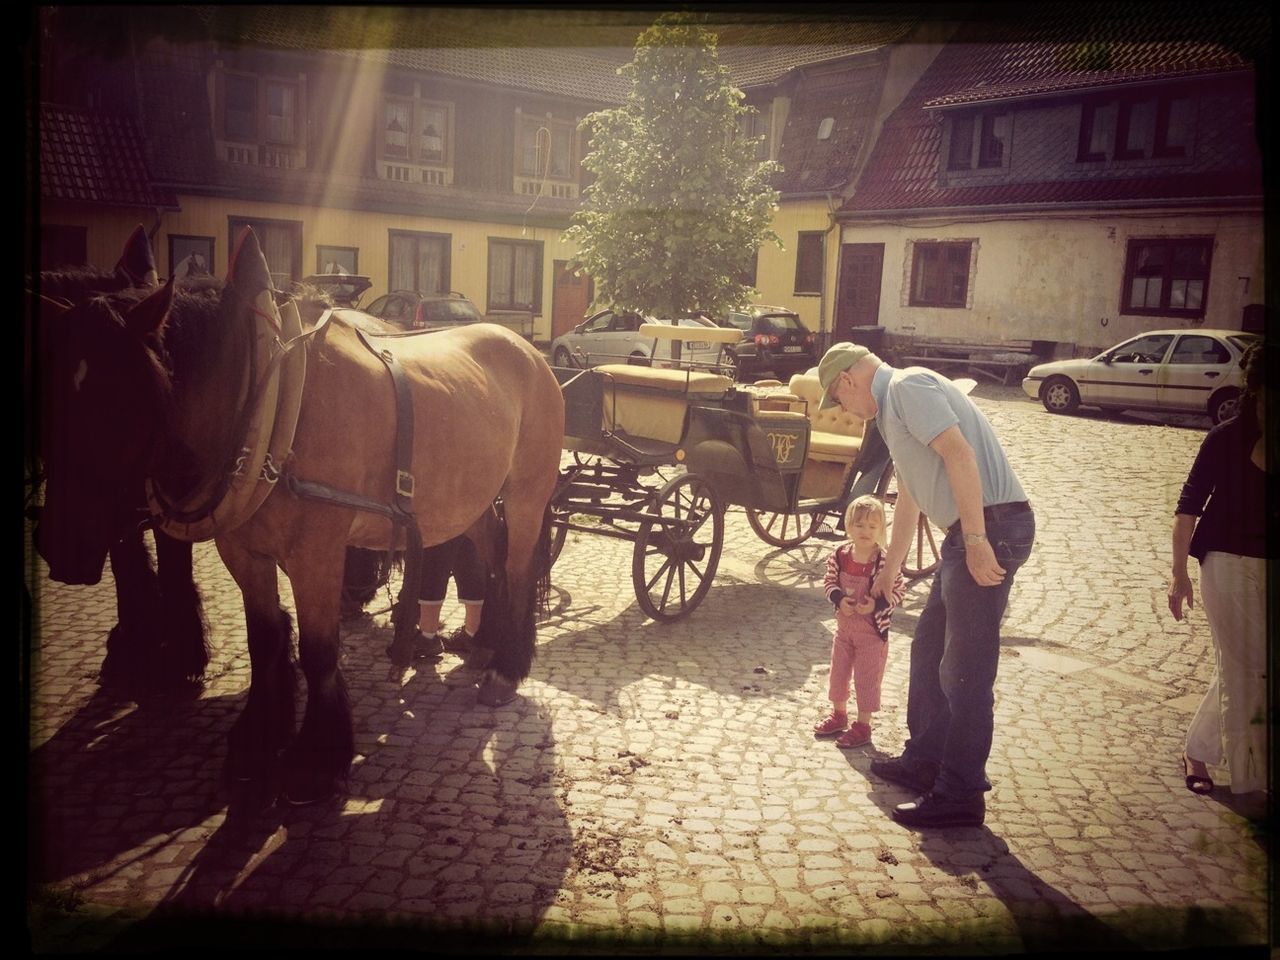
823, 544, 907, 641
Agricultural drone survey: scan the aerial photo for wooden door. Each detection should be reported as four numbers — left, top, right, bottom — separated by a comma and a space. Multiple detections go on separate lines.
551, 261, 592, 338
835, 243, 884, 339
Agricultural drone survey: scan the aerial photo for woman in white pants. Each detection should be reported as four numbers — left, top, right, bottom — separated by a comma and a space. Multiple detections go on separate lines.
1168, 341, 1271, 798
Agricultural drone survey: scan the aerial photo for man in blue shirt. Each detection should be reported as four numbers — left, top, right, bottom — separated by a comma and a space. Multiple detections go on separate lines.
818, 343, 1035, 828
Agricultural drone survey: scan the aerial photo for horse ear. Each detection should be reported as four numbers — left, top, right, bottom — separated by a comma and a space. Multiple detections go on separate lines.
115, 224, 158, 289
227, 226, 273, 295
123, 279, 176, 340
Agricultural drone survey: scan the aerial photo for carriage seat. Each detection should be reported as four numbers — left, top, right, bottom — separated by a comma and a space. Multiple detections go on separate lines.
787, 371, 864, 463
595, 363, 733, 445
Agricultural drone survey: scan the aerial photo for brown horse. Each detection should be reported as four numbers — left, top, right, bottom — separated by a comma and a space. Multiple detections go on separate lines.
37, 228, 565, 803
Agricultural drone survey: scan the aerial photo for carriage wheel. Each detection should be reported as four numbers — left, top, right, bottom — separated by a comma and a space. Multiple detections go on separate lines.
745, 507, 822, 548
876, 462, 943, 580
632, 474, 723, 621
548, 503, 570, 565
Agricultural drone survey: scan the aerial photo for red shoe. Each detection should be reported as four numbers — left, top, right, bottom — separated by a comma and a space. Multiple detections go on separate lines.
814, 712, 848, 737
836, 722, 872, 748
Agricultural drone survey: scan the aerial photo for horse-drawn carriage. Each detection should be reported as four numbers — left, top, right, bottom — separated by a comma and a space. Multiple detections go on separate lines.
547, 324, 944, 621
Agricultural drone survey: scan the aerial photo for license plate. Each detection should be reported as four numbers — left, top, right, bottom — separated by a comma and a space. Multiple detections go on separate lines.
688, 341, 708, 350
783, 345, 803, 353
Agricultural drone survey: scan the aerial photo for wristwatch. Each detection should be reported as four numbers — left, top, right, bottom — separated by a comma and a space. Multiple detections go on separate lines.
963, 532, 988, 546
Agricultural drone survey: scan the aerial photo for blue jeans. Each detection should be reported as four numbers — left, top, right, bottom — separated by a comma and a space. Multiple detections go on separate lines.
901, 511, 1036, 800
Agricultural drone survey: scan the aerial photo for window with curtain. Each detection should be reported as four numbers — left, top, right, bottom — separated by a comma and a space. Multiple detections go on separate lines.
488, 239, 543, 312
389, 231, 450, 294
517, 117, 575, 180
265, 80, 296, 143
1122, 238, 1212, 318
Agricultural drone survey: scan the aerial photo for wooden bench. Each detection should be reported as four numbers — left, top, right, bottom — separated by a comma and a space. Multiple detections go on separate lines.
897, 338, 1038, 385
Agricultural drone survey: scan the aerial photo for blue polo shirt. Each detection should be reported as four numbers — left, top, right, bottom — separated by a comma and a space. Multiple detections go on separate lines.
870, 364, 1026, 530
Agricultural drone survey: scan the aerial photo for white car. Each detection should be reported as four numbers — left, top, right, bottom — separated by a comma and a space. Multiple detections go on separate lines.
550, 309, 727, 370
1022, 328, 1261, 424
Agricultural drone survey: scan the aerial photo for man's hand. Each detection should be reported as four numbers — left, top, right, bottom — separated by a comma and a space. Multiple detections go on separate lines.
965, 538, 1006, 586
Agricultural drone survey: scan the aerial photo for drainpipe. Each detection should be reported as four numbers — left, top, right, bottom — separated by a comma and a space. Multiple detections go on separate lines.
819, 191, 840, 351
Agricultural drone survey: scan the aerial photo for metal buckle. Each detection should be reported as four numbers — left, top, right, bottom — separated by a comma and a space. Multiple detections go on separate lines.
396, 470, 415, 498
260, 453, 282, 485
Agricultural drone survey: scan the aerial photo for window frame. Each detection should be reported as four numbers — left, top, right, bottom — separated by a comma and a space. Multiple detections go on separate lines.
793, 232, 825, 296
380, 94, 453, 169
170, 234, 215, 280
515, 115, 577, 182
908, 240, 973, 309
1119, 237, 1213, 319
388, 229, 451, 295
487, 237, 544, 314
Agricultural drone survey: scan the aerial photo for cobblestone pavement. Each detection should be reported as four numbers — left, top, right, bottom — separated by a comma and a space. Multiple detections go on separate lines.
25, 384, 1271, 953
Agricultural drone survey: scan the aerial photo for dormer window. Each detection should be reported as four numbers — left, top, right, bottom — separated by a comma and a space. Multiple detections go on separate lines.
1077, 91, 1196, 163
215, 66, 306, 168
513, 111, 579, 199
947, 111, 1008, 171
265, 80, 296, 144
378, 93, 454, 185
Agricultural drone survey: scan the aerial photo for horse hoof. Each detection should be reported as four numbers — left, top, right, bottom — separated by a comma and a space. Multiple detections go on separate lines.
477, 675, 518, 707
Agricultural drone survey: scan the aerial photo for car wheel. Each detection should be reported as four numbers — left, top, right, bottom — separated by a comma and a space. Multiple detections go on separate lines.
1208, 387, 1241, 425
1040, 376, 1080, 415
553, 346, 572, 368
628, 352, 651, 367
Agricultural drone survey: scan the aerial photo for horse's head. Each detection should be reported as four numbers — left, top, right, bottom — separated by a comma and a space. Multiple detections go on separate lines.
36, 282, 175, 585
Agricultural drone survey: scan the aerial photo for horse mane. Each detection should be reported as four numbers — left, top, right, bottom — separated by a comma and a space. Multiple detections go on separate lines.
35, 267, 132, 303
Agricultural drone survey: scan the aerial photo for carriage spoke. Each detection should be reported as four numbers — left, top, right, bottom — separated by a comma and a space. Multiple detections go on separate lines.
645, 555, 677, 594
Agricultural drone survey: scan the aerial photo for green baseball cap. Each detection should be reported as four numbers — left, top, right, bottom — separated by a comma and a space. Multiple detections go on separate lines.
817, 342, 870, 409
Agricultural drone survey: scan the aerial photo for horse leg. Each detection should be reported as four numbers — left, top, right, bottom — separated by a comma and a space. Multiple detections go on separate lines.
154, 531, 209, 691
475, 499, 554, 707
101, 527, 161, 698
279, 532, 354, 805
215, 536, 297, 787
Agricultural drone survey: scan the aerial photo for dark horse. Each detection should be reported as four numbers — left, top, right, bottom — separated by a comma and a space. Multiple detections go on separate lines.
37, 228, 565, 803
31, 226, 209, 696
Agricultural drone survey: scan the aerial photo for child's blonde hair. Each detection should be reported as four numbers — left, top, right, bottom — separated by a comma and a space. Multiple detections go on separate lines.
844, 494, 888, 551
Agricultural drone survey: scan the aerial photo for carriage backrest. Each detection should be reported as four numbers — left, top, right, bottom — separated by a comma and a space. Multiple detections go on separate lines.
787, 371, 865, 440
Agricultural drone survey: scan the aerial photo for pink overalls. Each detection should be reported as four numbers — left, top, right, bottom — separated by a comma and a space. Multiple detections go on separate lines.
829, 554, 888, 712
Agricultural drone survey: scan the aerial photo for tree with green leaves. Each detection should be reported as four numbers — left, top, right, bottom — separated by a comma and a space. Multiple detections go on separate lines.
563, 12, 781, 320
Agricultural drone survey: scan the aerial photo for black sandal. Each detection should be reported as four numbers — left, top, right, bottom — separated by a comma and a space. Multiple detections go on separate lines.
1183, 755, 1214, 795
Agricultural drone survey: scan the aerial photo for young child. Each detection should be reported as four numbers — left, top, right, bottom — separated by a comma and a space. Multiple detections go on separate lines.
814, 495, 906, 748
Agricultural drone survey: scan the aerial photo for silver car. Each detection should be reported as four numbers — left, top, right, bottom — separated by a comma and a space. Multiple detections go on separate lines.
549, 309, 725, 369
1022, 328, 1260, 424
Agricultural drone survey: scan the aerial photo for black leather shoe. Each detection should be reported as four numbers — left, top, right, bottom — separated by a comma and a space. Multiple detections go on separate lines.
869, 754, 939, 794
891, 791, 984, 828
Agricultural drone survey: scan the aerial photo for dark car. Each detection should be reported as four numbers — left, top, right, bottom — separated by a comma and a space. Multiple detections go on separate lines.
718, 305, 816, 379
363, 290, 484, 331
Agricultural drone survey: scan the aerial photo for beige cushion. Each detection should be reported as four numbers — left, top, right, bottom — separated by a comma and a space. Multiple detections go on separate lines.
788, 372, 865, 440
808, 431, 862, 463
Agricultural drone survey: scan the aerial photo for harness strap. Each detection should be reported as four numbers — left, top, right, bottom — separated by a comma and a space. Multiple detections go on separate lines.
355, 328, 417, 515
